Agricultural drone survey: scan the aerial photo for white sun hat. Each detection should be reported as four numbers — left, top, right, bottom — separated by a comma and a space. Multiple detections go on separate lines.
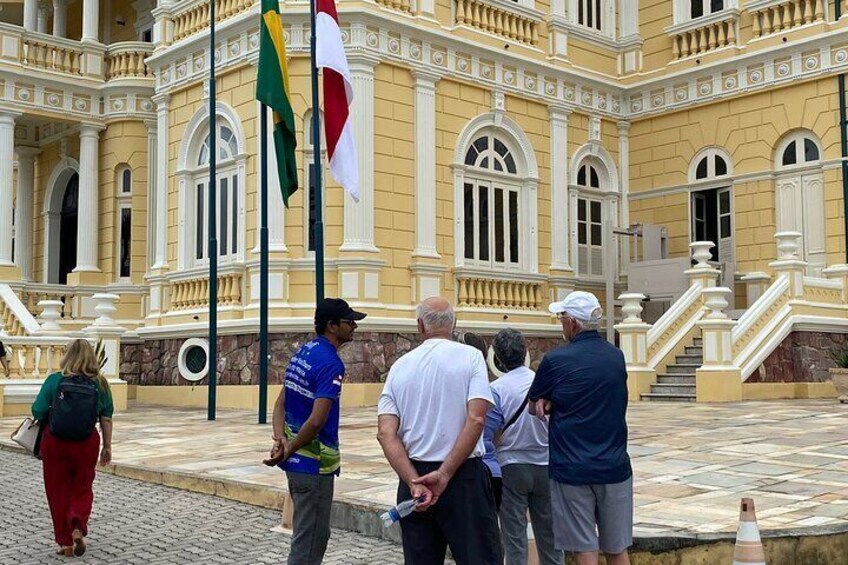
548, 291, 603, 322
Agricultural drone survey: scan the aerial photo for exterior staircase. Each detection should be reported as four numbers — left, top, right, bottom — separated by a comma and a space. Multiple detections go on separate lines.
641, 337, 702, 402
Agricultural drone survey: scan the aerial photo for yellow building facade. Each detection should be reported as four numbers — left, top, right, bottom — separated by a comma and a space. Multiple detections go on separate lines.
2, 0, 848, 407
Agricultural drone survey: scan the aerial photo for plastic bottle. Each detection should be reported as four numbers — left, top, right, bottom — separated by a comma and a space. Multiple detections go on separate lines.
380, 497, 424, 527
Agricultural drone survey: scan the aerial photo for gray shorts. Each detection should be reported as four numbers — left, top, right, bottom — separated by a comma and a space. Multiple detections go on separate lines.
550, 476, 633, 554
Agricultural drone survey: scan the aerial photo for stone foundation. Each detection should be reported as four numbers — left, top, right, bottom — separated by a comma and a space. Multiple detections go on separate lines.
121, 331, 563, 386
749, 331, 848, 383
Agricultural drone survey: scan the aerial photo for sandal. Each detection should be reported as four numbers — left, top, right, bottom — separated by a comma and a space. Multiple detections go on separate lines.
55, 546, 73, 557
71, 529, 86, 557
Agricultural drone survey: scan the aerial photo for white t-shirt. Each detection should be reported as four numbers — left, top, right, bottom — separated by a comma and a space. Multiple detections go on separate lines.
378, 338, 494, 462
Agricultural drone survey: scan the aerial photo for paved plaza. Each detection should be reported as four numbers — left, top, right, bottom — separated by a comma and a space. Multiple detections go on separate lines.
3, 399, 848, 543
0, 449, 413, 565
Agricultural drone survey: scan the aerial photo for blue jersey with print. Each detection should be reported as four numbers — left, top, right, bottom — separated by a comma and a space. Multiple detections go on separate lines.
279, 336, 344, 475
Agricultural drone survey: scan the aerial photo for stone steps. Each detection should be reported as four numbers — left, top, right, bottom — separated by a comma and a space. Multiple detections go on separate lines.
642, 336, 702, 402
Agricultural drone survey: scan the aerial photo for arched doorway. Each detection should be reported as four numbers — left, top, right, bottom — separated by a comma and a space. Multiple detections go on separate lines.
58, 173, 78, 284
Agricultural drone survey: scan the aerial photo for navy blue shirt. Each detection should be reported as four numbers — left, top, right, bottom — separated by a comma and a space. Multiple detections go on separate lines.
528, 331, 631, 486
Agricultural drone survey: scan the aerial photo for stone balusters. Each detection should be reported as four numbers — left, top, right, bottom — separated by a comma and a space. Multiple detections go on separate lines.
752, 0, 824, 39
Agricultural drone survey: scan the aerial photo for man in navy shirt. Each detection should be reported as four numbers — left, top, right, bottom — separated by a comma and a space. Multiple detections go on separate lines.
265, 298, 366, 565
528, 291, 633, 565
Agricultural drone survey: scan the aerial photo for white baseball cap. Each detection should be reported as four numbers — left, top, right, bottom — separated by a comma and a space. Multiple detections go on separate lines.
548, 291, 603, 322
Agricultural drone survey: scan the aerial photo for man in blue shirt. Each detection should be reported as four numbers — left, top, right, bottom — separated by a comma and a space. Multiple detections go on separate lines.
265, 298, 366, 565
528, 291, 633, 565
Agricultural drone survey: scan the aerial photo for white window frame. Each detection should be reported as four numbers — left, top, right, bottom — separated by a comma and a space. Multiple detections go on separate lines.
673, 0, 738, 25
776, 131, 822, 171
453, 115, 539, 275
115, 165, 133, 281
569, 0, 616, 38
688, 147, 733, 184
176, 105, 247, 271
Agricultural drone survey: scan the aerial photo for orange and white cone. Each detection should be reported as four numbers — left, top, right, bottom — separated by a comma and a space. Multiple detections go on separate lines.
733, 498, 766, 565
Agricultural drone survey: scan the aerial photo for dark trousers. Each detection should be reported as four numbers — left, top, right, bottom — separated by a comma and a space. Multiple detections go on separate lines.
286, 472, 335, 565
41, 427, 100, 546
398, 458, 502, 565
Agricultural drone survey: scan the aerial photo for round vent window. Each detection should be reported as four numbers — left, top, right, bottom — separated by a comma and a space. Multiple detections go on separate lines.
178, 338, 209, 382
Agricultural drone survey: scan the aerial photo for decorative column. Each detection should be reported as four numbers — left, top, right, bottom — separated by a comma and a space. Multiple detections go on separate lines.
73, 124, 102, 276
152, 94, 169, 270
0, 113, 17, 271
23, 0, 38, 31
340, 54, 378, 253
614, 293, 656, 402
618, 0, 643, 73
15, 147, 39, 281
52, 0, 68, 37
412, 70, 440, 259
618, 121, 630, 274
695, 287, 742, 402
37, 0, 49, 34
82, 0, 100, 42
338, 53, 383, 305
550, 105, 571, 271
770, 232, 807, 298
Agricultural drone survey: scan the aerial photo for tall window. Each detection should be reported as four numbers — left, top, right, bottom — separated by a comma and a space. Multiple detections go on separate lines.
116, 166, 133, 280
690, 0, 724, 19
689, 148, 733, 263
194, 123, 240, 263
575, 163, 604, 277
462, 134, 521, 269
577, 0, 604, 31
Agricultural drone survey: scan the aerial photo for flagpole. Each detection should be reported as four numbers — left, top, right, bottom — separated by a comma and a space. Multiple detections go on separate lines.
258, 104, 269, 425
207, 0, 218, 421
310, 0, 324, 303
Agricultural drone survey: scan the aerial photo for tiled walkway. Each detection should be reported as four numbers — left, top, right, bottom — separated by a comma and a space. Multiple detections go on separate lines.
4, 400, 848, 537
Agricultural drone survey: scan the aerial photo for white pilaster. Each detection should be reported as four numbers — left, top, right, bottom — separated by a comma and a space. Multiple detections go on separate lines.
52, 0, 68, 37
152, 94, 169, 269
256, 103, 287, 253
413, 70, 440, 259
618, 121, 631, 272
0, 114, 17, 267
619, 0, 640, 38
550, 105, 571, 271
82, 0, 100, 43
144, 119, 157, 272
75, 124, 102, 272
24, 0, 38, 31
15, 147, 39, 280
340, 56, 379, 253
37, 0, 49, 34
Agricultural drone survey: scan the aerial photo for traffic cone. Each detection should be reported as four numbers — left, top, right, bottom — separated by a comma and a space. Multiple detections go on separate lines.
733, 498, 766, 565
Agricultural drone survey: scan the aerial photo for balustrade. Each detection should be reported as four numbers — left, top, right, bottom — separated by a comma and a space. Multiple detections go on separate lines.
455, 0, 540, 46
21, 36, 83, 75
105, 43, 153, 79
456, 276, 544, 310
172, 0, 254, 42
671, 15, 737, 59
170, 273, 243, 310
751, 0, 824, 38
2, 338, 67, 379
375, 0, 413, 13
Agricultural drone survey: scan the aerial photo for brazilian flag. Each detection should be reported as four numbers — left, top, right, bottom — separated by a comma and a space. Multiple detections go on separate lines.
256, 0, 298, 206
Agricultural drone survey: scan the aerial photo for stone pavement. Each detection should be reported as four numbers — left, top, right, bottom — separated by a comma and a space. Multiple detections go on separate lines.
3, 400, 848, 539
0, 449, 417, 565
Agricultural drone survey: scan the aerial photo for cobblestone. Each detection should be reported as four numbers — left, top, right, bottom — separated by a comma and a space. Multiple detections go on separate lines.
0, 450, 410, 565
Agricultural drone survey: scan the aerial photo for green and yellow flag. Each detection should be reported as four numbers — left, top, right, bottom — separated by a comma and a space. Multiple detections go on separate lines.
256, 0, 298, 206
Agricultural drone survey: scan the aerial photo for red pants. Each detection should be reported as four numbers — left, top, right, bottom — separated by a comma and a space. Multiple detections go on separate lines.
40, 427, 100, 546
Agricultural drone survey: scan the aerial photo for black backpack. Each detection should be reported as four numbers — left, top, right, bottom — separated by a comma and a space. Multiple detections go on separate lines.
49, 376, 99, 441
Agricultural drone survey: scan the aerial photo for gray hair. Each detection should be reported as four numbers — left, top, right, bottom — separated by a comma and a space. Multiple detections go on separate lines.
573, 316, 601, 332
493, 328, 527, 372
416, 301, 456, 332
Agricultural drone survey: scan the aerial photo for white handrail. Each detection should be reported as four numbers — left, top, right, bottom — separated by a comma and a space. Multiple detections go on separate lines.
0, 284, 41, 335
732, 276, 790, 342
647, 282, 703, 346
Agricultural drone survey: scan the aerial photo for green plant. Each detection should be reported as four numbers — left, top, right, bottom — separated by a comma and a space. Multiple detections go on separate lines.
831, 349, 848, 369
94, 340, 108, 370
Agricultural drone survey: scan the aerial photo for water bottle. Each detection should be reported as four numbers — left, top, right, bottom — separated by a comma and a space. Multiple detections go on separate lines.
380, 497, 424, 527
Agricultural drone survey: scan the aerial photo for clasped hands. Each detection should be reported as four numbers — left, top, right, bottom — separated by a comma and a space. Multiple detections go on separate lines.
408, 468, 452, 511
263, 436, 290, 467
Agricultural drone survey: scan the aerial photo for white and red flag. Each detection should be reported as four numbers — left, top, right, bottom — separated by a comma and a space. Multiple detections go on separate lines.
316, 0, 359, 202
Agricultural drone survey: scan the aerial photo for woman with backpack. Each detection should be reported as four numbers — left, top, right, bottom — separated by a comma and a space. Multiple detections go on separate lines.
31, 339, 113, 558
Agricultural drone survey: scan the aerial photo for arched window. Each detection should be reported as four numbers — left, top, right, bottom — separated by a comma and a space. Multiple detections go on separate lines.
462, 133, 521, 267
574, 161, 608, 277
177, 106, 246, 269
688, 148, 733, 263
116, 166, 133, 279
780, 135, 820, 167
692, 151, 730, 181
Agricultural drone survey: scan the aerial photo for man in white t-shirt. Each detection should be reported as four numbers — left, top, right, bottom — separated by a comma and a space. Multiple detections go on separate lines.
377, 297, 501, 565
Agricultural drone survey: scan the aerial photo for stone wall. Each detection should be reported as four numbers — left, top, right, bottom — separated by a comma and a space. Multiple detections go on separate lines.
120, 331, 564, 386
749, 332, 848, 383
